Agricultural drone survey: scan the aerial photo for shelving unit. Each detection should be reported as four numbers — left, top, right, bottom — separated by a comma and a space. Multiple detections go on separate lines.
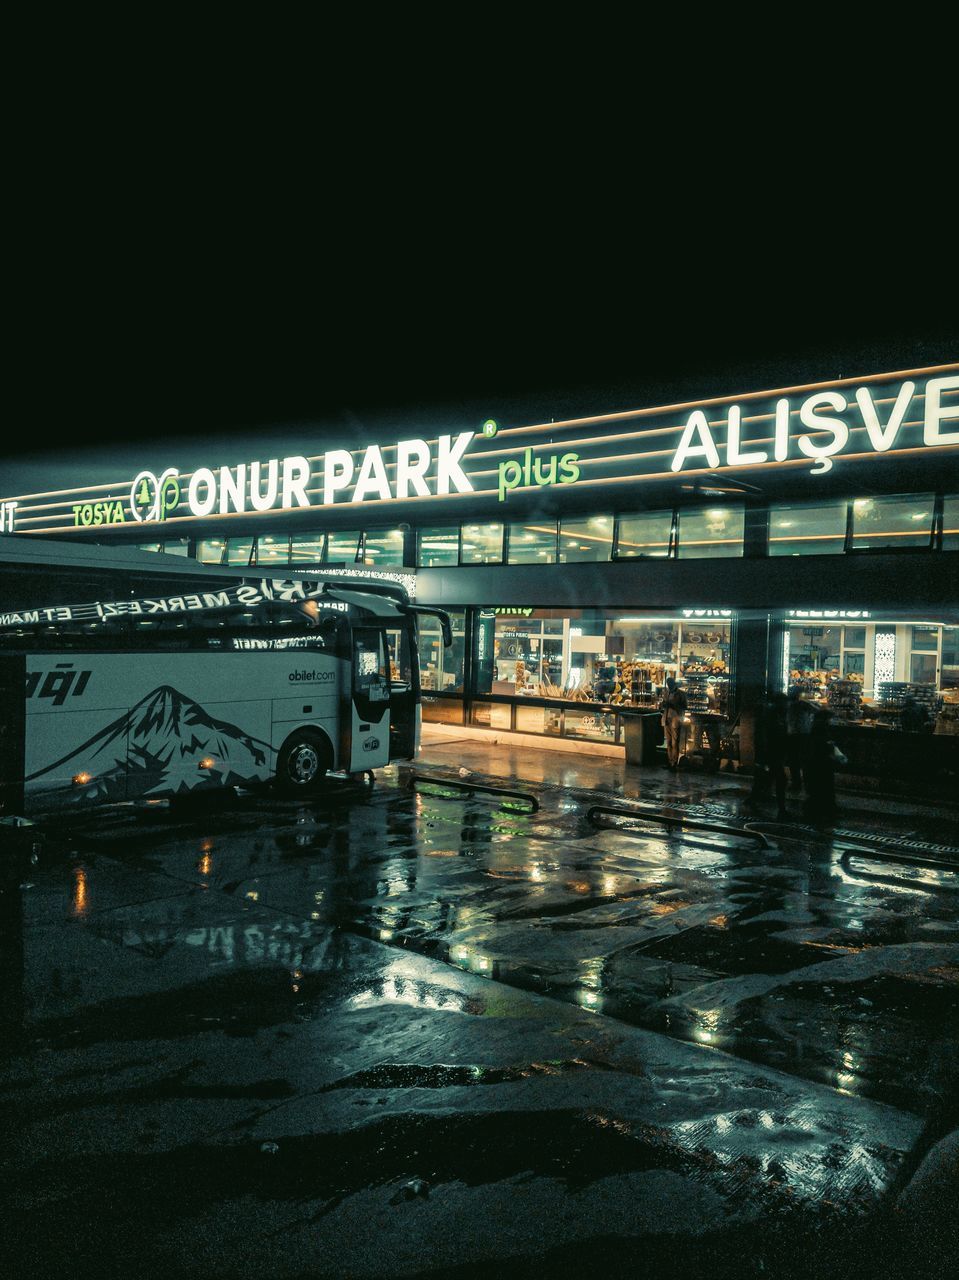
682, 673, 730, 717
827, 678, 862, 720
877, 681, 942, 723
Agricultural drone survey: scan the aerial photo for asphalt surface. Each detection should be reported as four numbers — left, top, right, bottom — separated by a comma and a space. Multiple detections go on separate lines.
2, 740, 957, 1278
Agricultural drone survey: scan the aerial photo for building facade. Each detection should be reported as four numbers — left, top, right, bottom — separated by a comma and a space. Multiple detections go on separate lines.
4, 363, 958, 772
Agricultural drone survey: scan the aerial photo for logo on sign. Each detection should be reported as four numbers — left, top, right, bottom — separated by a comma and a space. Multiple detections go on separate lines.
131, 469, 181, 522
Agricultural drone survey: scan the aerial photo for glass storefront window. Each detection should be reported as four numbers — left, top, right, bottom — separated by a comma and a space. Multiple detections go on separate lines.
417, 527, 459, 566
943, 495, 959, 550
559, 515, 614, 562
769, 501, 848, 555
851, 493, 935, 550
677, 506, 744, 558
910, 653, 937, 684
911, 625, 938, 651
327, 530, 361, 564
616, 511, 673, 558
941, 627, 959, 689
362, 528, 405, 566
461, 522, 504, 565
473, 608, 723, 709
137, 543, 163, 553
508, 521, 556, 564
256, 534, 290, 566
291, 532, 326, 564
417, 610, 466, 693
162, 540, 189, 557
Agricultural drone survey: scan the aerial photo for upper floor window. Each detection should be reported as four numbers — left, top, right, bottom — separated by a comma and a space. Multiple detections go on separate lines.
559, 515, 614, 562
417, 527, 459, 567
257, 533, 290, 566
291, 532, 326, 564
461, 522, 504, 565
851, 493, 935, 550
769, 501, 848, 556
508, 521, 557, 564
677, 506, 744, 558
615, 510, 673, 558
362, 528, 405, 566
943, 495, 959, 551
326, 530, 362, 564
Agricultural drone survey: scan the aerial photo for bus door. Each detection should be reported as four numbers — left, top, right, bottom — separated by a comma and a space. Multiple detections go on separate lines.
386, 618, 418, 761
350, 628, 391, 770
0, 655, 25, 816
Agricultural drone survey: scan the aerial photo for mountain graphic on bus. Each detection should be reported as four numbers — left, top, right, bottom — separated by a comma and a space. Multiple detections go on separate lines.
26, 684, 273, 807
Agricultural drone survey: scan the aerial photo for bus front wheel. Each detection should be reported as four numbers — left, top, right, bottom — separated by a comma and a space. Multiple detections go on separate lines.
277, 730, 331, 795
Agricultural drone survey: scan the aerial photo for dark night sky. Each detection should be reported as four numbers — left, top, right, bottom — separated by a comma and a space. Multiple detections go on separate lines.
6, 241, 958, 493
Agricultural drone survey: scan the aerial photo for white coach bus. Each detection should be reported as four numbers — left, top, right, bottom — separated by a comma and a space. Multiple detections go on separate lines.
0, 573, 450, 816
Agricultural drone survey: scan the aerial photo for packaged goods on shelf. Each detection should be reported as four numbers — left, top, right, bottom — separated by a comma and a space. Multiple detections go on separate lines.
827, 679, 862, 719
682, 672, 730, 717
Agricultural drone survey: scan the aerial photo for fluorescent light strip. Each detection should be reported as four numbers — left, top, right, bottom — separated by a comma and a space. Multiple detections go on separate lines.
17, 442, 959, 533
11, 414, 945, 521
3, 367, 957, 505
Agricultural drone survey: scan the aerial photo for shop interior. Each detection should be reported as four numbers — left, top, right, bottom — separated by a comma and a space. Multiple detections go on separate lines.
782, 617, 959, 735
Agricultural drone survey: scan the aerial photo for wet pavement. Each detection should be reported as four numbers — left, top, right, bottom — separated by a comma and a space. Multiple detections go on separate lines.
2, 740, 958, 1278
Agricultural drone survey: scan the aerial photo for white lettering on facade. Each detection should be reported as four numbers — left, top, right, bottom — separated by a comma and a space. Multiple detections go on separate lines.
924, 374, 959, 445
436, 433, 475, 494
670, 376, 958, 476
188, 468, 217, 517
352, 445, 392, 503
249, 459, 279, 512
670, 411, 721, 472
282, 456, 311, 509
797, 392, 849, 475
323, 450, 355, 504
396, 438, 432, 498
855, 381, 914, 452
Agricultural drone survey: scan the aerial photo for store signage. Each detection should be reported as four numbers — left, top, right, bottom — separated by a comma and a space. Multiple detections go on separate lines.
492, 607, 535, 617
788, 610, 871, 619
681, 609, 732, 618
4, 366, 956, 537
670, 374, 959, 476
497, 448, 580, 502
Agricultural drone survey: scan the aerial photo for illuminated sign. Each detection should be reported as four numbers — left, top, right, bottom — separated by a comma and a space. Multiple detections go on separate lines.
670, 374, 958, 476
498, 448, 580, 502
131, 469, 181, 522
3, 366, 956, 537
788, 610, 871, 619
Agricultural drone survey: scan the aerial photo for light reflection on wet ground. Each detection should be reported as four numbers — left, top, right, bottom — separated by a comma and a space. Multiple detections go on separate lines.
12, 764, 958, 1117
2, 756, 958, 1276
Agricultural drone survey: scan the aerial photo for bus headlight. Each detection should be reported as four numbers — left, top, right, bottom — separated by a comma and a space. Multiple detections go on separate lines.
198, 757, 215, 770
72, 772, 93, 786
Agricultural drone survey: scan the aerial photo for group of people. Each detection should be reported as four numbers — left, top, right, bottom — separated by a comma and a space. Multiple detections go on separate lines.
755, 688, 840, 823
658, 678, 844, 823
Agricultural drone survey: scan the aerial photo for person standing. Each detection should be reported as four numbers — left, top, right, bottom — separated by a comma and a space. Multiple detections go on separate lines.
766, 693, 790, 818
804, 709, 838, 824
660, 677, 688, 770
785, 687, 815, 793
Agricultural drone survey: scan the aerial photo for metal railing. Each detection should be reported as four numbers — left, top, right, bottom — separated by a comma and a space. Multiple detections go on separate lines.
587, 803, 769, 848
406, 772, 540, 813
